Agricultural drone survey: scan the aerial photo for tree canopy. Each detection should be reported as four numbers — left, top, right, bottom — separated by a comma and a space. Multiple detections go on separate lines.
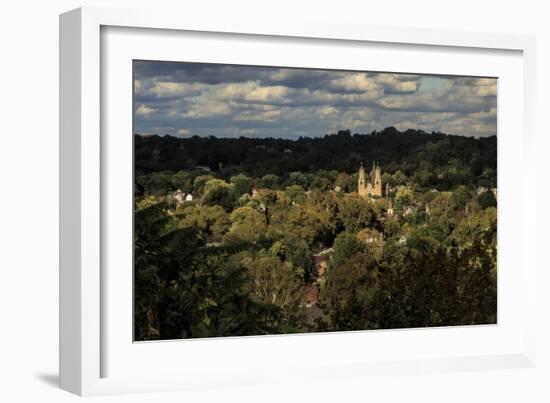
134, 128, 497, 340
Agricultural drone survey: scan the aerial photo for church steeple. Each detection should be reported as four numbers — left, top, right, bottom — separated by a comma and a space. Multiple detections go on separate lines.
358, 161, 383, 198
387, 197, 394, 217
385, 183, 393, 216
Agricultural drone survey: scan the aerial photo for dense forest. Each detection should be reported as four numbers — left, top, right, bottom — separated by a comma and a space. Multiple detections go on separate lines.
134, 127, 497, 341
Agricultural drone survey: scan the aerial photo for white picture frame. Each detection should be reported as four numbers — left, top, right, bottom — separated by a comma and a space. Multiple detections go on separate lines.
60, 6, 537, 396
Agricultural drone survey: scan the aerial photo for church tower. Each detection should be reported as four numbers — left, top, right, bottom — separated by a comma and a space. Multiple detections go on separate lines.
386, 183, 393, 217
387, 198, 394, 217
358, 161, 383, 197
358, 162, 367, 196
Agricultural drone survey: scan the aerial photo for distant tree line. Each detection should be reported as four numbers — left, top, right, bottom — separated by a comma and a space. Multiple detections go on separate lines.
135, 127, 497, 193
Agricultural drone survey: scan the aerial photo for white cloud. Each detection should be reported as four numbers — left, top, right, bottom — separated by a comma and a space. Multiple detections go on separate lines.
246, 85, 289, 101
235, 108, 282, 122
134, 61, 497, 138
474, 84, 497, 97
217, 81, 289, 102
150, 81, 208, 97
269, 70, 295, 81
468, 107, 497, 120
340, 108, 374, 130
136, 104, 156, 116
374, 74, 419, 93
316, 106, 338, 119
330, 73, 378, 93
181, 100, 233, 118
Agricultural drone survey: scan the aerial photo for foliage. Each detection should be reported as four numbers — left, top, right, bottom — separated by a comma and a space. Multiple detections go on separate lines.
230, 174, 253, 197
202, 179, 236, 211
173, 204, 229, 243
336, 194, 376, 233
239, 253, 306, 327
225, 206, 268, 244
478, 190, 497, 209
135, 128, 497, 192
395, 186, 413, 209
134, 201, 284, 340
331, 231, 362, 266
134, 128, 498, 339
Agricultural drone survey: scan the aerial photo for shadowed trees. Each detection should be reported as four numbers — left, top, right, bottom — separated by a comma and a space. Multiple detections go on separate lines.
134, 128, 497, 339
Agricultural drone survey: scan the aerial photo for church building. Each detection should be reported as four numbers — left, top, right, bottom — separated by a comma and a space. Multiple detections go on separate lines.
358, 161, 382, 197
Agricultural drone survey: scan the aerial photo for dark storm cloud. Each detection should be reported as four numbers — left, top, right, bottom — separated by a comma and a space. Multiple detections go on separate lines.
135, 61, 275, 85
133, 61, 497, 139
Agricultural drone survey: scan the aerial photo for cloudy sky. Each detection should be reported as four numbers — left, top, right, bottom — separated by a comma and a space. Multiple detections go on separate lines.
133, 61, 497, 139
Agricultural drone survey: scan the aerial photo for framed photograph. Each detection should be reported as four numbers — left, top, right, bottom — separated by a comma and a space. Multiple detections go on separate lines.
60, 6, 537, 396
